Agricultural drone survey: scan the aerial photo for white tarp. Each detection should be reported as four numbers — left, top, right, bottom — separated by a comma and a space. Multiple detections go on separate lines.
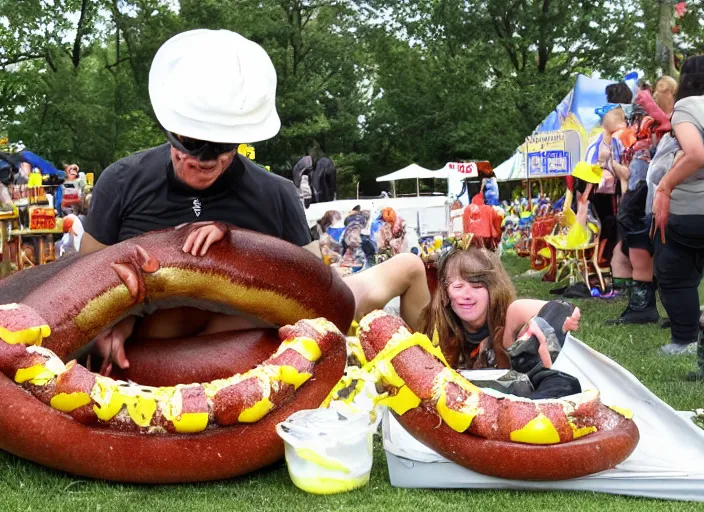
383, 334, 704, 501
376, 164, 449, 182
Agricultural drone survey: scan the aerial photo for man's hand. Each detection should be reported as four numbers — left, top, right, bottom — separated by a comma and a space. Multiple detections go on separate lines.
94, 316, 137, 376
179, 222, 228, 256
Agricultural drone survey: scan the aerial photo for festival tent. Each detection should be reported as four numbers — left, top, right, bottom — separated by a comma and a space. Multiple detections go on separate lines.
376, 163, 449, 198
494, 73, 619, 181
383, 333, 704, 501
493, 153, 523, 182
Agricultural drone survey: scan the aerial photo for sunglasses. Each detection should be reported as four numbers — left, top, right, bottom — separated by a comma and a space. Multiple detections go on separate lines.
166, 132, 239, 161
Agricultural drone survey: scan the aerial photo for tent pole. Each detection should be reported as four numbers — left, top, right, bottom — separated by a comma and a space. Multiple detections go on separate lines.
416, 178, 420, 197
392, 181, 396, 198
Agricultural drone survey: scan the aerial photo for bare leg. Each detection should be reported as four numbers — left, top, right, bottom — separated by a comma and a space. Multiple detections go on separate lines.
343, 253, 430, 331
610, 241, 632, 279
630, 248, 654, 282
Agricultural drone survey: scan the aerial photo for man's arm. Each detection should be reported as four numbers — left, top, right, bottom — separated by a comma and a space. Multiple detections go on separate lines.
80, 231, 108, 255
81, 161, 124, 253
658, 122, 704, 192
281, 181, 312, 246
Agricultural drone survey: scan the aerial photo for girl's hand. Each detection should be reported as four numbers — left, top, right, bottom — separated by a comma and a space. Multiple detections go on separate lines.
562, 307, 581, 333
94, 316, 137, 376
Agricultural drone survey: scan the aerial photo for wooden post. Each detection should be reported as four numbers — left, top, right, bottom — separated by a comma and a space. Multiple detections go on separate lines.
0, 220, 10, 278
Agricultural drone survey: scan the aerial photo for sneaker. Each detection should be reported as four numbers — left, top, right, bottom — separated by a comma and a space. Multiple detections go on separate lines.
660, 342, 698, 355
599, 290, 624, 300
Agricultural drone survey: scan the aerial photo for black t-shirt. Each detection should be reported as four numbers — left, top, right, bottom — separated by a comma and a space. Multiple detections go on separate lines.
84, 144, 311, 246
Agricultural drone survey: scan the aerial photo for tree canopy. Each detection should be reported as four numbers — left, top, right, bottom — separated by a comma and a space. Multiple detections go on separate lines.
1, 0, 701, 197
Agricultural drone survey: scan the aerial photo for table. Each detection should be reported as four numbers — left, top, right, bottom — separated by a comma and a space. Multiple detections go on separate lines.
10, 228, 63, 267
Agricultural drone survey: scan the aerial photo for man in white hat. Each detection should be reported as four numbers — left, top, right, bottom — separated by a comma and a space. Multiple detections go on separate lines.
81, 29, 310, 258
84, 31, 431, 378
81, 29, 313, 372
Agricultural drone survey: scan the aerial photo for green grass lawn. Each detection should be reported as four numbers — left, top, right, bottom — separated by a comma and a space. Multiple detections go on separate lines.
2, 253, 704, 511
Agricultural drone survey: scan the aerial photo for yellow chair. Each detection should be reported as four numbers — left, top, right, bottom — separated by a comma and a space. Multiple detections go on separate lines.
542, 235, 606, 292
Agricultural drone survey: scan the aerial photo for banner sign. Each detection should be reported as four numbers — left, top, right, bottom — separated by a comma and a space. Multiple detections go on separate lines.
524, 130, 581, 178
446, 162, 478, 178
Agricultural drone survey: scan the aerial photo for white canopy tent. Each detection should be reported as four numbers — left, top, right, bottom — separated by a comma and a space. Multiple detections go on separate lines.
494, 152, 525, 182
376, 163, 449, 197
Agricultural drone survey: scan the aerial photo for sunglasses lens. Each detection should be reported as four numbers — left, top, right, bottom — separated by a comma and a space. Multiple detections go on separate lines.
167, 132, 238, 159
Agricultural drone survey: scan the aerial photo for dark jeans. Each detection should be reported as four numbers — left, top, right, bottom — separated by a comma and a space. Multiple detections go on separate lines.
654, 224, 704, 345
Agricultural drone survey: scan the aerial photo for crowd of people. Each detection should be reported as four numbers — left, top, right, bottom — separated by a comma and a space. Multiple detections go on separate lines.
558, 62, 704, 381
310, 205, 409, 271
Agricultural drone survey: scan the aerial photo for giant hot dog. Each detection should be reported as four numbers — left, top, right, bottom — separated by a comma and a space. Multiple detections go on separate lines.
0, 224, 355, 483
350, 310, 639, 481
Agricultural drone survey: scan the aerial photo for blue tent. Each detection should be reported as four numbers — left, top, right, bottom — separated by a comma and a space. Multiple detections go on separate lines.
494, 73, 638, 181
16, 150, 61, 176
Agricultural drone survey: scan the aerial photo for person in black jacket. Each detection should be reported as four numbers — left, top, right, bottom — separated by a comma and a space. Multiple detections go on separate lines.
418, 246, 582, 399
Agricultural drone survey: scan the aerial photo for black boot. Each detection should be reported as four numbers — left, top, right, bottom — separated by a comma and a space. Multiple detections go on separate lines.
685, 333, 704, 381
604, 280, 659, 325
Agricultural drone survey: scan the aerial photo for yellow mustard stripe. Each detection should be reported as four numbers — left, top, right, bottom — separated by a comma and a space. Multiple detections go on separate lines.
347, 320, 359, 337
322, 374, 357, 408
609, 405, 634, 419
0, 325, 50, 346
432, 368, 479, 432
14, 365, 56, 385
50, 392, 91, 412
569, 422, 597, 440
372, 331, 450, 369
436, 386, 475, 433
238, 398, 274, 423
173, 412, 209, 433
143, 268, 316, 328
509, 413, 562, 445
322, 332, 428, 414
276, 365, 312, 390
376, 359, 405, 388
91, 380, 158, 427
346, 336, 367, 366
73, 285, 134, 340
279, 337, 322, 362
376, 385, 421, 415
